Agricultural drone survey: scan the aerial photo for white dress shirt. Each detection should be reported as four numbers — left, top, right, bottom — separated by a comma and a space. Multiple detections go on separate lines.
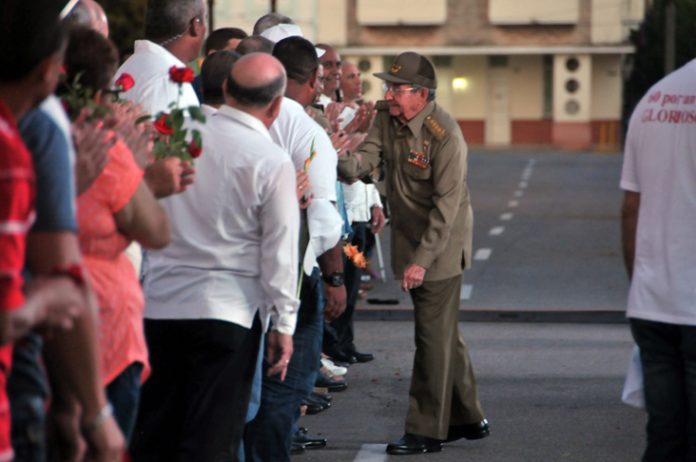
114, 40, 200, 116
200, 104, 218, 119
270, 97, 342, 275
115, 40, 201, 276
144, 106, 300, 335
343, 182, 382, 224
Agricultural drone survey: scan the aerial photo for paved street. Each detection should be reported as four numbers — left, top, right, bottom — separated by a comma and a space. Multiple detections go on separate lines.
298, 322, 644, 462
359, 150, 630, 320
291, 151, 645, 461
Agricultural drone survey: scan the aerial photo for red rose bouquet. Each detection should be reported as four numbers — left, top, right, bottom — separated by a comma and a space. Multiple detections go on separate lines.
140, 66, 205, 161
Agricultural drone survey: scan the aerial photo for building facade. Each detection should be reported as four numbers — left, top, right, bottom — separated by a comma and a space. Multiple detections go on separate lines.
213, 0, 645, 150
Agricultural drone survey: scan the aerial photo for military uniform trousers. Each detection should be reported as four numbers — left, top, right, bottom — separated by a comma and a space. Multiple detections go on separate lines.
405, 273, 484, 440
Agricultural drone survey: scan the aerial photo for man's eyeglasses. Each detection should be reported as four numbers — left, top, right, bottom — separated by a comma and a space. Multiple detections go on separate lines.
383, 83, 418, 95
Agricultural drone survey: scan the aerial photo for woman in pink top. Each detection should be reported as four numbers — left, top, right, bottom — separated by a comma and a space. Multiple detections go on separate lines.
60, 27, 171, 441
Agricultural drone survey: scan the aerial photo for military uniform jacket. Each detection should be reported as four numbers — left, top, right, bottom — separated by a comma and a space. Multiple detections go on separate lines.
338, 100, 473, 282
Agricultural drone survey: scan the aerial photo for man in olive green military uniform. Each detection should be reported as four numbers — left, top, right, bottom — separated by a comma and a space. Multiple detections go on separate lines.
337, 52, 489, 455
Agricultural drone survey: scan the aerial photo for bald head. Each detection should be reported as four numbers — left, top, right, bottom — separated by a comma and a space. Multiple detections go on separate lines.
225, 53, 286, 109
66, 0, 109, 37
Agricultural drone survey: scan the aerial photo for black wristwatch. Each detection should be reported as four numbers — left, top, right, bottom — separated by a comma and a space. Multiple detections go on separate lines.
322, 272, 345, 287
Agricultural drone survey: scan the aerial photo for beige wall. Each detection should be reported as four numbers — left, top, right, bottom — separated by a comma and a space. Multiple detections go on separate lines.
489, 0, 579, 24
591, 55, 622, 119
213, 0, 319, 40
509, 55, 544, 119
591, 0, 622, 44
554, 54, 591, 121
449, 56, 488, 119
356, 0, 447, 25
316, 0, 347, 45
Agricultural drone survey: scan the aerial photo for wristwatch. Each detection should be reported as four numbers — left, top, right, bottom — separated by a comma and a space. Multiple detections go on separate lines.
322, 272, 345, 287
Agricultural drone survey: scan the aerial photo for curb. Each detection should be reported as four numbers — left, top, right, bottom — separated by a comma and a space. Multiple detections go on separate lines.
355, 306, 627, 324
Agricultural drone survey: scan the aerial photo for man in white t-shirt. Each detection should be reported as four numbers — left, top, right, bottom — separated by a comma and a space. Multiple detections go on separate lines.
243, 34, 345, 462
621, 57, 696, 462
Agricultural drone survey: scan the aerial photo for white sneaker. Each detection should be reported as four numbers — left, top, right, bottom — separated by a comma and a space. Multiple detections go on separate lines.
321, 357, 348, 376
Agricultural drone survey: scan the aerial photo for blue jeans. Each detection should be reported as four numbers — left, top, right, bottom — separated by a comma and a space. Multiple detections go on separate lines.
106, 362, 144, 444
244, 269, 324, 462
324, 222, 366, 354
630, 318, 696, 462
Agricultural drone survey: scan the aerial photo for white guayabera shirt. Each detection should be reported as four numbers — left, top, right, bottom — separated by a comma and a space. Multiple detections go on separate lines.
144, 106, 300, 335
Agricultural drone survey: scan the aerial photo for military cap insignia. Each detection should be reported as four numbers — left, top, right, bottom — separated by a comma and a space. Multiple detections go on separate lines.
424, 115, 446, 140
391, 64, 402, 74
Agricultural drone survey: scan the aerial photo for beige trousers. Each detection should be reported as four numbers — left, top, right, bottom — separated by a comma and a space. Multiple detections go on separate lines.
404, 274, 485, 440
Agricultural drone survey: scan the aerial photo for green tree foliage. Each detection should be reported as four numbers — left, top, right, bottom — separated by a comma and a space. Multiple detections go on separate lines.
624, 0, 696, 119
100, 0, 147, 60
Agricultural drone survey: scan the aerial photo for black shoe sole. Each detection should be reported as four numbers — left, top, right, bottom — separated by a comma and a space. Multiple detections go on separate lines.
444, 428, 490, 443
386, 445, 442, 455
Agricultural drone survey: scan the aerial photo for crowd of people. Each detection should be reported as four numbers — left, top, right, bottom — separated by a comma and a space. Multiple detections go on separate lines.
0, 0, 492, 460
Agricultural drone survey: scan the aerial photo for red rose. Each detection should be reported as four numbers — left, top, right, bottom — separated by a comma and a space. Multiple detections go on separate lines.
188, 140, 202, 158
169, 66, 195, 84
114, 73, 135, 91
154, 114, 173, 135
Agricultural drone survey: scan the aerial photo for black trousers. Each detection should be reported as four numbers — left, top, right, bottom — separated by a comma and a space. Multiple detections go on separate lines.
131, 316, 262, 462
631, 318, 696, 462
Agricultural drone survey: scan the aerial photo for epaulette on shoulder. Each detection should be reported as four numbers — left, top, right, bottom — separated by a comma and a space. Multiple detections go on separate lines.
375, 100, 390, 111
424, 113, 447, 140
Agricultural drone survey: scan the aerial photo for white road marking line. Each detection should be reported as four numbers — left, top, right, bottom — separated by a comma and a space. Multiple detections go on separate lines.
489, 226, 505, 236
354, 444, 388, 462
500, 212, 513, 221
474, 248, 492, 261
519, 181, 528, 189
460, 284, 473, 300
508, 200, 519, 207
514, 190, 524, 198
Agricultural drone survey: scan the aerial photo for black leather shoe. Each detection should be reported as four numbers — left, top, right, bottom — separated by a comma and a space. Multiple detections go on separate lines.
386, 433, 442, 455
315, 373, 348, 392
309, 391, 332, 403
302, 398, 329, 415
305, 393, 331, 410
293, 428, 327, 449
444, 419, 490, 442
351, 350, 374, 363
327, 349, 357, 364
291, 442, 305, 454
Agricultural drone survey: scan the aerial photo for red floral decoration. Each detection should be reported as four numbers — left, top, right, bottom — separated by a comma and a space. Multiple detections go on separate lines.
114, 73, 135, 91
138, 66, 205, 162
169, 66, 195, 84
187, 140, 202, 159
154, 114, 174, 135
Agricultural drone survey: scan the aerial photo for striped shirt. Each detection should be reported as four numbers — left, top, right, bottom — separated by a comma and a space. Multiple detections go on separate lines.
0, 98, 36, 462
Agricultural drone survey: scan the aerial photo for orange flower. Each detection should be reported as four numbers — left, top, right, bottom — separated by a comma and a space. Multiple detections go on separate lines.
352, 252, 367, 269
169, 66, 195, 84
343, 243, 359, 258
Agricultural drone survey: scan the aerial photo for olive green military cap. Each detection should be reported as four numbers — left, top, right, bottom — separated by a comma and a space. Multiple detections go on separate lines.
373, 52, 437, 90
